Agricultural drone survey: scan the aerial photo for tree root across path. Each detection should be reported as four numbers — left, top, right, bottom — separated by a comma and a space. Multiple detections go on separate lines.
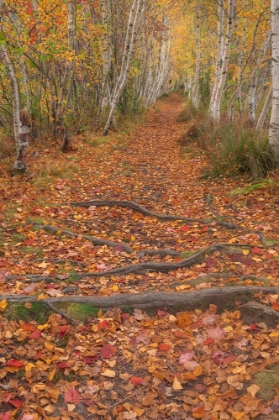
6, 242, 262, 281
2, 286, 279, 325
33, 223, 133, 253
71, 199, 239, 229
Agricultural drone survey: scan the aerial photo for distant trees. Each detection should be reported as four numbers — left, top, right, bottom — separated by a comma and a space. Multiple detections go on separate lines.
0, 0, 173, 171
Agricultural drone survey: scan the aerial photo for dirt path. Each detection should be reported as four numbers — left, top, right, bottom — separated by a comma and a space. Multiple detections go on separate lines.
1, 94, 279, 419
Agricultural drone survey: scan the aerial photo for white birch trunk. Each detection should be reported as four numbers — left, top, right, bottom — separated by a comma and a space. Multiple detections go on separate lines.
256, 86, 272, 130
100, 0, 112, 108
103, 0, 145, 135
247, 31, 271, 125
269, 0, 279, 155
209, 0, 224, 113
210, 0, 235, 121
192, 4, 201, 109
0, 46, 29, 171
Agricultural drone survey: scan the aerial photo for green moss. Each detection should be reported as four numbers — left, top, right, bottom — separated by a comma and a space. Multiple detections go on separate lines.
21, 246, 43, 256
55, 302, 98, 322
253, 364, 279, 401
5, 302, 51, 324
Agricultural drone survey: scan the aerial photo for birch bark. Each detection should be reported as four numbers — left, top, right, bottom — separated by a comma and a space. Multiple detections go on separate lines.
210, 0, 235, 121
209, 0, 224, 114
269, 0, 279, 155
103, 0, 145, 135
256, 86, 272, 129
0, 46, 29, 171
192, 4, 201, 109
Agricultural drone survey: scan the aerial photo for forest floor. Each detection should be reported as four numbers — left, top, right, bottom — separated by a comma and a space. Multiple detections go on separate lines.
1, 93, 279, 419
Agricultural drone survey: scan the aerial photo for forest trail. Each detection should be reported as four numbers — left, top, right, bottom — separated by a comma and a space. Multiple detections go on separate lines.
1, 94, 279, 418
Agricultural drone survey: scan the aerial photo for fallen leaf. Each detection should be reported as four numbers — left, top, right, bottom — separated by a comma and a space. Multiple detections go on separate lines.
64, 388, 81, 404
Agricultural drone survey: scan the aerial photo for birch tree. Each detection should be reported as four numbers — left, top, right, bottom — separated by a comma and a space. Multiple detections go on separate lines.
103, 0, 145, 135
0, 45, 29, 172
0, 1, 29, 172
269, 0, 279, 155
209, 0, 235, 121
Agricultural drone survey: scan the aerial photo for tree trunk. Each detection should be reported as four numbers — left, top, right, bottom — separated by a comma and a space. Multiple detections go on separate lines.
102, 0, 145, 135
210, 0, 235, 121
192, 4, 201, 109
269, 0, 279, 155
256, 86, 272, 130
0, 45, 29, 172
209, 0, 224, 114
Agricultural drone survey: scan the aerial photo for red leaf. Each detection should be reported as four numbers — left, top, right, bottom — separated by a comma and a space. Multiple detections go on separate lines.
30, 330, 41, 339
222, 354, 237, 365
56, 362, 71, 369
203, 338, 214, 346
130, 376, 144, 385
22, 238, 34, 246
0, 412, 11, 420
9, 399, 23, 409
22, 323, 35, 332
157, 309, 166, 316
180, 225, 190, 232
59, 325, 69, 337
249, 324, 257, 331
158, 343, 170, 351
100, 344, 116, 359
64, 388, 81, 404
6, 360, 25, 367
251, 247, 265, 255
202, 226, 209, 232
82, 355, 99, 364
98, 320, 109, 330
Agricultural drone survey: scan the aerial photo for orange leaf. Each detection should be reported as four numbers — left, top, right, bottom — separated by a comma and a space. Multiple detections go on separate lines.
130, 376, 144, 385
158, 343, 170, 351
272, 302, 279, 311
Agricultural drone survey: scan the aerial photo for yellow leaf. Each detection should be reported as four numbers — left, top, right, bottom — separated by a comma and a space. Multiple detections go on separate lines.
193, 365, 203, 377
242, 249, 250, 256
38, 323, 48, 331
25, 362, 35, 372
247, 384, 260, 397
0, 299, 7, 312
24, 302, 32, 308
230, 411, 246, 419
131, 234, 136, 241
228, 238, 236, 244
38, 262, 47, 268
37, 294, 47, 300
101, 369, 115, 378
172, 376, 183, 390
97, 308, 103, 318
45, 342, 55, 352
48, 368, 56, 381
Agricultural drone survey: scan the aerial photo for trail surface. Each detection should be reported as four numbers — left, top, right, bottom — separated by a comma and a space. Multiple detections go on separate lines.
0, 94, 279, 418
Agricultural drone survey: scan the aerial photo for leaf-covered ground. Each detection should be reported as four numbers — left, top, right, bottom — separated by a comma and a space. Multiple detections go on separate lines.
1, 94, 279, 419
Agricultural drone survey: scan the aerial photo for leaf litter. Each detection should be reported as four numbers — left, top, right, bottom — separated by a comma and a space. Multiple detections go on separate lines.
1, 94, 279, 417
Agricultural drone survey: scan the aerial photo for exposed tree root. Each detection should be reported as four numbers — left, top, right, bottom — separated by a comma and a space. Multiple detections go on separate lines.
2, 286, 279, 315
6, 242, 263, 281
44, 300, 78, 325
70, 200, 239, 229
33, 223, 133, 253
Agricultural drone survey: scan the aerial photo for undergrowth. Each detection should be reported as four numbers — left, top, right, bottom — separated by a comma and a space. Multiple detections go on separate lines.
179, 101, 279, 179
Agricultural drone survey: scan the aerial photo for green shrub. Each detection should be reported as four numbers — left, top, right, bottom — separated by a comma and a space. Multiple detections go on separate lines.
208, 127, 278, 179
